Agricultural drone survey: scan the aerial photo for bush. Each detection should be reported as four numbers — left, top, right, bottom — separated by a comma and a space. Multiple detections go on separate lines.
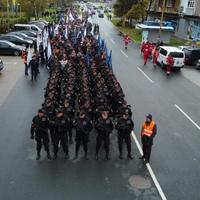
116, 21, 122, 26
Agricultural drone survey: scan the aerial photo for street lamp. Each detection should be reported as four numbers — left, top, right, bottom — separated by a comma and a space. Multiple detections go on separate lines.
17, 3, 21, 18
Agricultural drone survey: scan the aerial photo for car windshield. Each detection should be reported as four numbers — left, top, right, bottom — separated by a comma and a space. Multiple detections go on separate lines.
170, 52, 184, 58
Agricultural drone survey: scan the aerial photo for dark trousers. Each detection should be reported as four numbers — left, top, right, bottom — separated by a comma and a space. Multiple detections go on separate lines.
96, 134, 110, 155
25, 63, 29, 75
75, 131, 89, 154
52, 132, 68, 155
35, 132, 49, 153
31, 68, 37, 81
118, 134, 131, 155
142, 136, 153, 161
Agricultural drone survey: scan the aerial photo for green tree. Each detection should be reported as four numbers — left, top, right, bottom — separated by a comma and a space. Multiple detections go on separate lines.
113, 0, 137, 17
127, 0, 148, 22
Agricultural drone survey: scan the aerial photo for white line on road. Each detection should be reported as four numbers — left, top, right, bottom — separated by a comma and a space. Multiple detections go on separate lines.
4, 62, 17, 65
120, 49, 128, 58
137, 67, 154, 83
131, 131, 167, 200
175, 104, 200, 130
110, 39, 116, 45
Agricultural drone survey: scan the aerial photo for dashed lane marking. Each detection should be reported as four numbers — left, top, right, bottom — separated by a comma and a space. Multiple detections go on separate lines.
110, 39, 116, 45
120, 49, 128, 58
131, 131, 167, 200
175, 104, 200, 130
137, 67, 154, 83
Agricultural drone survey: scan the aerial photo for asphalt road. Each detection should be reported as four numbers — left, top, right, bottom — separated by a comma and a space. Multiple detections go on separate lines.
94, 15, 200, 200
0, 58, 161, 199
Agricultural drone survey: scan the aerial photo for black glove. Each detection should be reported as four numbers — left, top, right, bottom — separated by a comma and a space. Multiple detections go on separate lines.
30, 135, 34, 140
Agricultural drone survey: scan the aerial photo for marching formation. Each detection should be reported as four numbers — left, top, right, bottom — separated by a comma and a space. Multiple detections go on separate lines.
30, 8, 135, 161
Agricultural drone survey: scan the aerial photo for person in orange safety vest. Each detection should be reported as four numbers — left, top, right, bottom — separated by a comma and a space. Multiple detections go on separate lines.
166, 55, 174, 76
139, 114, 157, 163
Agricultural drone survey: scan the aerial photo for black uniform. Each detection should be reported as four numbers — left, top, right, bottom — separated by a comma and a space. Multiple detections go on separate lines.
54, 114, 70, 159
31, 114, 50, 160
29, 58, 39, 81
95, 117, 113, 159
116, 117, 134, 159
73, 116, 93, 159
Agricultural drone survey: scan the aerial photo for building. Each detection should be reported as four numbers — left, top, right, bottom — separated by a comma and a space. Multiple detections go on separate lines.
177, 0, 200, 40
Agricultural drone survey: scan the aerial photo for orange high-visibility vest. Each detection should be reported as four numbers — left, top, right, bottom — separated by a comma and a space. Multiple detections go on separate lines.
142, 121, 155, 137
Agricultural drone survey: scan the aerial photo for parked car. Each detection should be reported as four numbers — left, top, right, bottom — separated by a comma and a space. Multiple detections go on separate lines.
0, 35, 33, 48
182, 47, 200, 66
0, 58, 4, 72
29, 21, 46, 30
7, 32, 36, 42
157, 46, 185, 70
18, 30, 37, 38
196, 59, 200, 69
0, 40, 23, 56
14, 24, 42, 32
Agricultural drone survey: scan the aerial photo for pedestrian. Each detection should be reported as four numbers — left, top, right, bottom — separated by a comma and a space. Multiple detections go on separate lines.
123, 34, 130, 50
95, 110, 113, 160
73, 111, 93, 160
152, 47, 159, 67
53, 108, 70, 160
139, 114, 157, 163
29, 55, 39, 81
22, 50, 28, 76
143, 44, 150, 65
166, 54, 174, 75
116, 113, 134, 159
30, 109, 51, 160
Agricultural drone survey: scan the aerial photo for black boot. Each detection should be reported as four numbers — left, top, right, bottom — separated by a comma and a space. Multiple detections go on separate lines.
95, 153, 98, 160
84, 152, 88, 160
53, 153, 57, 160
106, 153, 110, 160
73, 153, 78, 160
139, 155, 145, 160
127, 153, 133, 160
36, 151, 40, 160
119, 152, 123, 160
65, 153, 69, 160
47, 152, 51, 160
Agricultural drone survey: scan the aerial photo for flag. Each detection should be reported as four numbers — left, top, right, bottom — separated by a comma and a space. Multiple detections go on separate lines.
108, 50, 112, 70
36, 34, 42, 52
47, 40, 52, 59
27, 47, 32, 65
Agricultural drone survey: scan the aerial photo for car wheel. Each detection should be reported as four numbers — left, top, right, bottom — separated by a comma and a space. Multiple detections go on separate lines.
14, 51, 20, 56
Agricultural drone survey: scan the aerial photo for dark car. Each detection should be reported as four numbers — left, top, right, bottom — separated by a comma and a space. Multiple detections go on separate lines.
0, 40, 23, 56
0, 58, 4, 71
183, 47, 200, 65
7, 32, 36, 42
0, 35, 33, 48
196, 59, 200, 69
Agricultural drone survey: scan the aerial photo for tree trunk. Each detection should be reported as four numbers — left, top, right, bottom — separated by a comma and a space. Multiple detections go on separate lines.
146, 0, 154, 21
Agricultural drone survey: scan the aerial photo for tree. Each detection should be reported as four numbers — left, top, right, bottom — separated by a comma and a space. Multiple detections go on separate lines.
127, 0, 148, 22
113, 0, 137, 17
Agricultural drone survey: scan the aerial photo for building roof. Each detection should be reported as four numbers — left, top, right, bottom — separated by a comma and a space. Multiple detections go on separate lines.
136, 24, 174, 31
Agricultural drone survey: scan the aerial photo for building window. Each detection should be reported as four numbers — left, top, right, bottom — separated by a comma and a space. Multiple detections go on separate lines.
188, 0, 195, 8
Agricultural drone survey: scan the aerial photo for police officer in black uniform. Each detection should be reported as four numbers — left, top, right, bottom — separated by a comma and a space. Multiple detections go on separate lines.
73, 111, 93, 160
53, 108, 70, 160
31, 109, 51, 160
29, 55, 39, 81
95, 110, 113, 160
116, 113, 134, 160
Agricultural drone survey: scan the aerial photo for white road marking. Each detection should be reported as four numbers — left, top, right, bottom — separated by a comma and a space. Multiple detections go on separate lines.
137, 67, 154, 83
110, 39, 116, 45
4, 62, 17, 65
175, 104, 200, 130
120, 49, 128, 58
131, 131, 167, 200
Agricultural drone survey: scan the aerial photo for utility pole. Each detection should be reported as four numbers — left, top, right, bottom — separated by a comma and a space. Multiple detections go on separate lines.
158, 0, 166, 37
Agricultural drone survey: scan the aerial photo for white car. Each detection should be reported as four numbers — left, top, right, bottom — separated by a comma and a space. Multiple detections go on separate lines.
157, 46, 185, 69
